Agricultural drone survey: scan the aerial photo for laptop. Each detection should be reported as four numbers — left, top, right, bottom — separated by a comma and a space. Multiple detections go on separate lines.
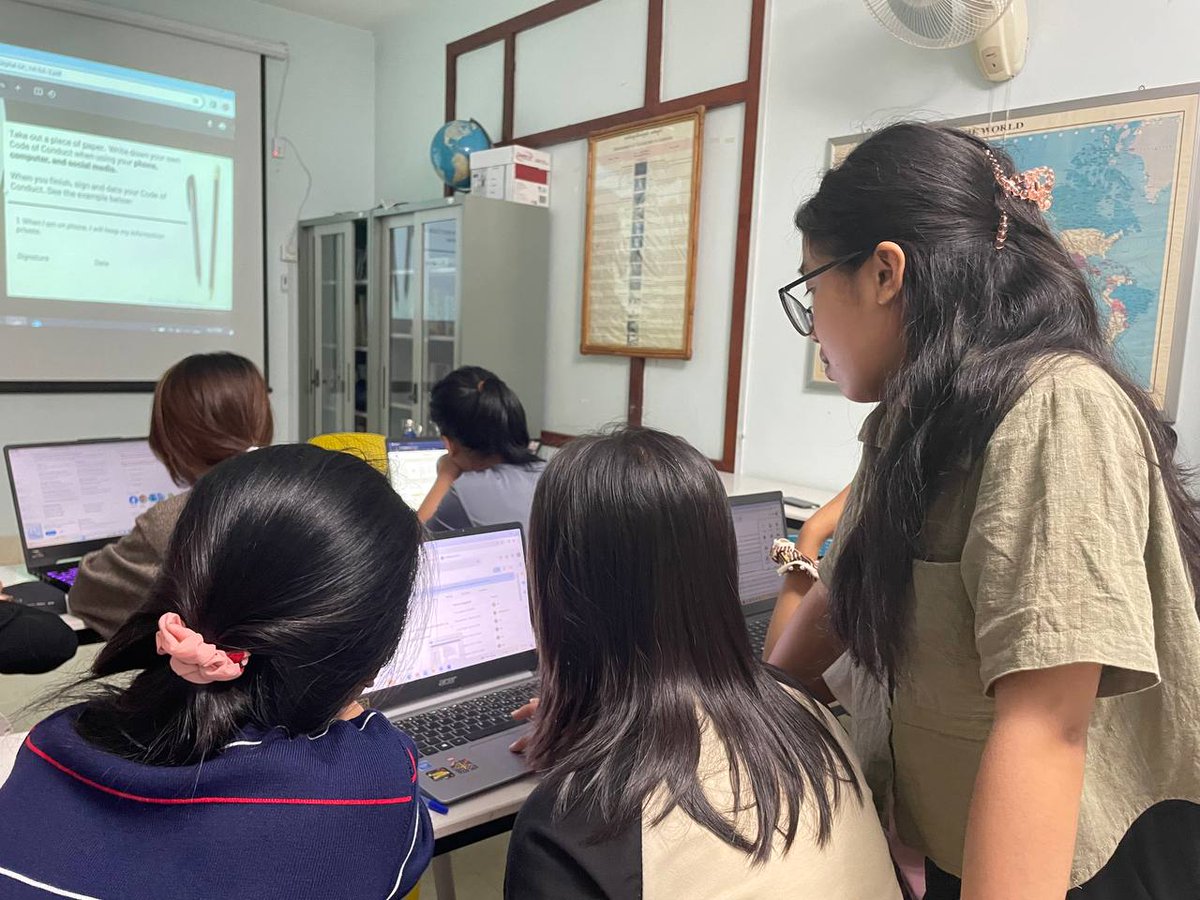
366, 523, 538, 804
730, 491, 788, 656
4, 438, 179, 600
386, 439, 444, 510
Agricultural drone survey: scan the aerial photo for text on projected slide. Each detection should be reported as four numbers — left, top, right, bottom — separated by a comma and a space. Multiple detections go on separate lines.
0, 41, 235, 320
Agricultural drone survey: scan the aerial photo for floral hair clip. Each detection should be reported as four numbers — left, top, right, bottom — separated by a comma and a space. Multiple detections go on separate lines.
984, 148, 1055, 250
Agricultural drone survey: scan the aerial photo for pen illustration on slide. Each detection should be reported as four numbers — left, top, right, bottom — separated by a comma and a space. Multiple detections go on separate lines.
187, 173, 200, 285
209, 166, 220, 300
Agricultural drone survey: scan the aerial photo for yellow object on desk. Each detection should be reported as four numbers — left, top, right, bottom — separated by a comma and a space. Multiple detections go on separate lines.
308, 433, 389, 475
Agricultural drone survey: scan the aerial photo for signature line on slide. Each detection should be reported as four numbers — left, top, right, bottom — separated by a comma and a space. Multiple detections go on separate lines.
8, 200, 187, 227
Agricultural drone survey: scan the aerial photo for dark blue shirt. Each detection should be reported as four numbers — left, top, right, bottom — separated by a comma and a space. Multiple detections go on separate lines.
0, 704, 432, 898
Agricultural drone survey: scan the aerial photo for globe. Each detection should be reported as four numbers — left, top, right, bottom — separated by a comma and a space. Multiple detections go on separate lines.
430, 119, 492, 192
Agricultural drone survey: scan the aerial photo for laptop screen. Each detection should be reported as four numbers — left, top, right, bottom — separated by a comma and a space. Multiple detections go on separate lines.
369, 526, 536, 695
6, 439, 179, 564
387, 439, 444, 510
730, 492, 787, 607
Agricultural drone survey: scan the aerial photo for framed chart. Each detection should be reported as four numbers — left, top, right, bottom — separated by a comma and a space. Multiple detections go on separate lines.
827, 84, 1200, 416
581, 109, 704, 359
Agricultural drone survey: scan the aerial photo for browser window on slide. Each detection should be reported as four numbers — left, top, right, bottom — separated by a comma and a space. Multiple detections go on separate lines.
0, 40, 236, 336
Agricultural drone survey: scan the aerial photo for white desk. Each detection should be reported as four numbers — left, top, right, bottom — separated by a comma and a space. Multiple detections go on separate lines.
430, 776, 536, 843
0, 564, 33, 587
718, 471, 836, 524
426, 775, 537, 899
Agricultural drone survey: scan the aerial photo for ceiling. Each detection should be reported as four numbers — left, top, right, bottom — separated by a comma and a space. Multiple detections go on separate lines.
255, 0, 414, 30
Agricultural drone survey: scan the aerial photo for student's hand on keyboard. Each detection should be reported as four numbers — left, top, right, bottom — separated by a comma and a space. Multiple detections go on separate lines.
507, 698, 539, 754
0, 582, 10, 602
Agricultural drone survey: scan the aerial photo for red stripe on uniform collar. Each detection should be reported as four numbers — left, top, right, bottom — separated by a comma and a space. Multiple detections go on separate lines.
24, 735, 413, 807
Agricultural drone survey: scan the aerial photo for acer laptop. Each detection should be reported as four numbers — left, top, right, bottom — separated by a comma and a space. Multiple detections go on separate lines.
366, 523, 537, 803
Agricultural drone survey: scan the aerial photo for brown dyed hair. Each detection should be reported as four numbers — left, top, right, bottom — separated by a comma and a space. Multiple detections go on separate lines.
149, 352, 273, 486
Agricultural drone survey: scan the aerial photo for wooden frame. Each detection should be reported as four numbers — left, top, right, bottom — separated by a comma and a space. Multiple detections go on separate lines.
580, 108, 704, 359
446, 0, 766, 468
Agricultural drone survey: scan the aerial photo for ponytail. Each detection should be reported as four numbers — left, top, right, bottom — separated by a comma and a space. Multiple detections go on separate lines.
72, 445, 423, 766
430, 366, 540, 466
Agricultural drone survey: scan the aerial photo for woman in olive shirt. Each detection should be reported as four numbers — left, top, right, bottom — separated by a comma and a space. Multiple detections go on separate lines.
770, 123, 1200, 898
70, 353, 272, 637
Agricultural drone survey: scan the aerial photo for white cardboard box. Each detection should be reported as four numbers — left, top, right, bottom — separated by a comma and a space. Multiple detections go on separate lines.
470, 145, 551, 170
470, 145, 551, 207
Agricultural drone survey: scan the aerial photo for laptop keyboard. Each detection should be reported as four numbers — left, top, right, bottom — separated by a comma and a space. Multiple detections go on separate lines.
747, 616, 770, 658
41, 567, 79, 590
394, 682, 535, 757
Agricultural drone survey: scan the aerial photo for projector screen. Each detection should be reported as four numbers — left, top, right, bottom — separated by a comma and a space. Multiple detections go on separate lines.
0, 0, 265, 385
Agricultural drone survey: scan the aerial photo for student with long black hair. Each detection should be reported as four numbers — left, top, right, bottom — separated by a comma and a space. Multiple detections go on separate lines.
0, 445, 432, 898
418, 365, 545, 532
770, 122, 1200, 898
504, 427, 902, 899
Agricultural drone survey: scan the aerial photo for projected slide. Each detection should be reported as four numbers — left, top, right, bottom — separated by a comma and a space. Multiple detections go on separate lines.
0, 41, 237, 339
4, 124, 233, 310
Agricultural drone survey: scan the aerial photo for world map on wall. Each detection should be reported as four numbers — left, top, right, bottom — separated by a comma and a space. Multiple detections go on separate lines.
994, 118, 1182, 390
826, 89, 1200, 413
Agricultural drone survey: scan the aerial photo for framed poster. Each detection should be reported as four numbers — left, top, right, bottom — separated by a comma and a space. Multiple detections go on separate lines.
827, 84, 1200, 417
581, 109, 703, 359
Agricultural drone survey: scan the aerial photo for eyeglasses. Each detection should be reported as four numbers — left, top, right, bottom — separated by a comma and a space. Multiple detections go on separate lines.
778, 250, 870, 337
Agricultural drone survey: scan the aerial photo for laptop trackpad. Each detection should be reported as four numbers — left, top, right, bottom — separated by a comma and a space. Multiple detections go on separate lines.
418, 724, 533, 804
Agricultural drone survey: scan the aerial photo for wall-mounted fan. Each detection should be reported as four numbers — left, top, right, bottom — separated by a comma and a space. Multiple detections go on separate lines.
863, 0, 1029, 81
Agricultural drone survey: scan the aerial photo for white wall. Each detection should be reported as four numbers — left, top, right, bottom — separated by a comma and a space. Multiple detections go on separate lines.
741, 0, 1200, 490
11, 0, 1197, 534
374, 0, 545, 204
0, 0, 375, 536
373, 0, 750, 456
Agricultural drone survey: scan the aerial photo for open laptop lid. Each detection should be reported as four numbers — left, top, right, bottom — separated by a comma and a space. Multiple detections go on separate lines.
365, 522, 537, 712
386, 438, 444, 510
4, 438, 179, 570
730, 491, 787, 618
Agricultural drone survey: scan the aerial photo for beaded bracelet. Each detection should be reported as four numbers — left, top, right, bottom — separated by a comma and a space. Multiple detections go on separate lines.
769, 538, 820, 579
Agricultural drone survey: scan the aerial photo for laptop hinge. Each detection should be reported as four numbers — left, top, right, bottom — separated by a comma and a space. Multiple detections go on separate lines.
381, 670, 536, 719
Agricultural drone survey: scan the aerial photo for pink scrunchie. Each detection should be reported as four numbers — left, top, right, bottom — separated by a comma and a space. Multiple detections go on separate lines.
155, 613, 249, 685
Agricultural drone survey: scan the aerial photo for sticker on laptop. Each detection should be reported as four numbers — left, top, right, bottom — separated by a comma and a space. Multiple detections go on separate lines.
426, 767, 454, 781
449, 758, 478, 774
417, 760, 433, 772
